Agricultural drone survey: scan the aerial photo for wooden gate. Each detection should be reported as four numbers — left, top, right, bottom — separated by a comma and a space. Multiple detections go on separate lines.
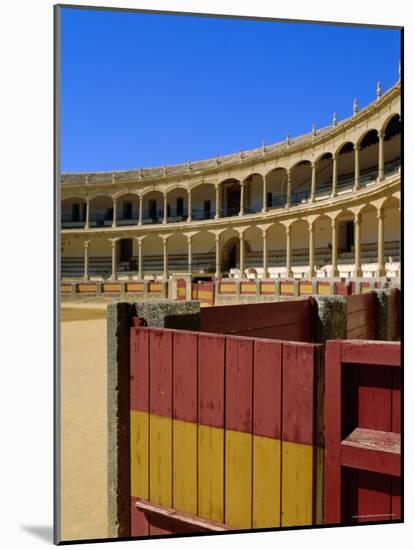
325, 340, 401, 524
130, 324, 322, 535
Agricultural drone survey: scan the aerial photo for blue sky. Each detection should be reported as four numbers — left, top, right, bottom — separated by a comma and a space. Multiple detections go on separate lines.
60, 8, 401, 172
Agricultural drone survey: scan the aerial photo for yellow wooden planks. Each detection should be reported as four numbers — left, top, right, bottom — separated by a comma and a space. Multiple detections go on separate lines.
253, 435, 281, 528
173, 419, 197, 515
130, 410, 149, 499
281, 440, 313, 526
225, 430, 252, 529
198, 425, 224, 523
149, 414, 172, 507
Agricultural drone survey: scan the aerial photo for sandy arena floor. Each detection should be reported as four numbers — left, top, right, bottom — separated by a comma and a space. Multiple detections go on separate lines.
60, 304, 109, 541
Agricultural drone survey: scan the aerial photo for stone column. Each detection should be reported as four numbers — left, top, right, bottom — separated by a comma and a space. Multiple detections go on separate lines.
137, 239, 143, 279
111, 239, 118, 280
286, 169, 292, 208
308, 221, 315, 277
310, 161, 316, 203
354, 144, 360, 191
162, 237, 168, 279
138, 196, 143, 225
163, 193, 167, 224
378, 130, 385, 180
377, 208, 385, 277
112, 198, 117, 228
331, 218, 339, 277
331, 153, 338, 198
286, 225, 292, 278
262, 175, 268, 213
187, 189, 192, 222
215, 184, 221, 219
262, 229, 269, 279
187, 235, 192, 274
215, 234, 221, 278
85, 198, 90, 229
83, 240, 90, 280
354, 213, 362, 277
239, 233, 245, 276
239, 182, 245, 216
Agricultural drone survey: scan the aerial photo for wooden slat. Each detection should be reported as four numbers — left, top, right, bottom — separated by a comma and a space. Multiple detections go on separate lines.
225, 336, 253, 529
198, 334, 225, 523
252, 340, 282, 528
358, 365, 392, 432
355, 470, 392, 522
341, 429, 400, 476
172, 332, 198, 515
341, 341, 401, 366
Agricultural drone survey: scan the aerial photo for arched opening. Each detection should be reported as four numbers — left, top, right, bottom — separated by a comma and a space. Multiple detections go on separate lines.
88, 239, 113, 280
243, 226, 263, 276
315, 153, 333, 198
166, 188, 188, 222
141, 234, 163, 277
89, 195, 113, 227
142, 191, 164, 224
118, 238, 135, 273
116, 193, 139, 225
166, 233, 188, 272
383, 114, 401, 176
266, 168, 288, 209
62, 197, 86, 228
191, 183, 216, 220
290, 161, 312, 205
244, 173, 264, 214
336, 142, 355, 192
358, 129, 379, 187
290, 219, 309, 277
382, 197, 401, 267
221, 178, 241, 217
220, 229, 241, 274
267, 223, 286, 277
192, 232, 215, 274
313, 215, 333, 274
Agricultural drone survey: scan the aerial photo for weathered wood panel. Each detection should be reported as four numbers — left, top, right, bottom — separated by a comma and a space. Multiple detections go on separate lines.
346, 293, 376, 340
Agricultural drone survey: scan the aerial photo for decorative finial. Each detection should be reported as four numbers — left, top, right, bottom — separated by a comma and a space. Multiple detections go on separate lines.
240, 150, 244, 162
332, 112, 337, 127
139, 168, 142, 179
187, 160, 191, 171
286, 134, 291, 147
376, 81, 382, 100
85, 174, 89, 184
112, 173, 115, 184
353, 98, 358, 116
262, 140, 266, 156
312, 123, 317, 137
163, 165, 166, 177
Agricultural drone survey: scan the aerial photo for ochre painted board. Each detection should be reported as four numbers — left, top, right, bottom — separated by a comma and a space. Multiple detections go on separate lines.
149, 414, 172, 508
198, 425, 224, 523
173, 419, 197, 515
225, 429, 252, 529
252, 435, 281, 528
281, 441, 313, 526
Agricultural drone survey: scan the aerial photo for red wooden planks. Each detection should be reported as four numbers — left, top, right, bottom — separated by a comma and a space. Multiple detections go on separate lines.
130, 328, 149, 413
149, 329, 173, 417
226, 336, 254, 433
198, 334, 225, 428
253, 340, 282, 439
173, 332, 198, 423
355, 471, 392, 522
131, 496, 149, 536
341, 341, 400, 366
358, 365, 392, 432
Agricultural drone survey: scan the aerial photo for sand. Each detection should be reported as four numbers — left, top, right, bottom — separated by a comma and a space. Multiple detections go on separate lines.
60, 307, 108, 542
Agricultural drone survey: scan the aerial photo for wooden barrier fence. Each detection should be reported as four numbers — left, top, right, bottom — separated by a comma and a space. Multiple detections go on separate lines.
325, 340, 401, 524
130, 325, 322, 535
346, 294, 376, 340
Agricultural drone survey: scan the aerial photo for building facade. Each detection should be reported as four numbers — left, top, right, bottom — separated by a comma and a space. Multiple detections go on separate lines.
61, 79, 401, 285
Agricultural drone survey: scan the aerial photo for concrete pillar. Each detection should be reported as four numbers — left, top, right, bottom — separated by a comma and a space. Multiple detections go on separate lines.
162, 238, 168, 279
286, 169, 291, 208
138, 196, 143, 225
262, 230, 269, 279
262, 175, 267, 213
137, 239, 143, 279
187, 189, 192, 222
377, 208, 385, 277
163, 193, 167, 224
187, 235, 192, 274
354, 144, 360, 191
85, 199, 90, 229
378, 130, 385, 180
215, 234, 221, 278
112, 198, 117, 228
239, 182, 245, 216
310, 161, 316, 203
83, 240, 90, 280
308, 221, 315, 277
239, 233, 245, 276
354, 212, 362, 277
111, 239, 117, 280
331, 218, 339, 277
215, 184, 221, 219
286, 225, 292, 278
331, 153, 338, 198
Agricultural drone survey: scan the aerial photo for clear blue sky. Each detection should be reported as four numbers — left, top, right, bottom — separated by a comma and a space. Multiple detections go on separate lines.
60, 7, 401, 172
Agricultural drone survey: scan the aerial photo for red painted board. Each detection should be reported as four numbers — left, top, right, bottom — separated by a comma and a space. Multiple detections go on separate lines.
355, 470, 392, 523
173, 332, 198, 422
341, 341, 400, 366
392, 367, 401, 433
391, 476, 401, 521
324, 341, 343, 524
130, 328, 149, 412
358, 365, 392, 432
225, 336, 253, 433
131, 497, 149, 536
282, 343, 315, 446
198, 334, 225, 428
253, 340, 282, 439
149, 329, 173, 417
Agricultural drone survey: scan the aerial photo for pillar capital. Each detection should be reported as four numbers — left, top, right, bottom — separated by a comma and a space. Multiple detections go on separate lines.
83, 239, 90, 248
377, 129, 385, 140
353, 143, 360, 151
354, 212, 361, 224
377, 207, 384, 220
